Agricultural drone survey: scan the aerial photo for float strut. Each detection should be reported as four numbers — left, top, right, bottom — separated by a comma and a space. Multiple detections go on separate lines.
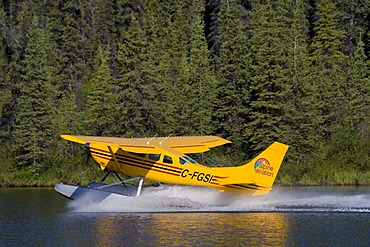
136, 177, 144, 197
100, 170, 111, 182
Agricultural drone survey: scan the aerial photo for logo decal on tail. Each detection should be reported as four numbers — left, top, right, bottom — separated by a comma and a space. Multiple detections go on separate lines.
254, 158, 274, 177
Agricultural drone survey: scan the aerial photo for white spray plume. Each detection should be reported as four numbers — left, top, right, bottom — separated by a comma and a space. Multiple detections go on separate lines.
68, 185, 370, 213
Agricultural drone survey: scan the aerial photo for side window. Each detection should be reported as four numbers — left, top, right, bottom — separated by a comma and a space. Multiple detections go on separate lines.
179, 157, 189, 165
163, 155, 173, 164
149, 154, 160, 161
128, 152, 146, 158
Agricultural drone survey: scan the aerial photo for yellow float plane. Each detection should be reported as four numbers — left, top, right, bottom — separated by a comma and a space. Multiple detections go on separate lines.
55, 135, 288, 200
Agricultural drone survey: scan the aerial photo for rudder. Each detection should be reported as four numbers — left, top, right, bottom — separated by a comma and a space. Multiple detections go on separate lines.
243, 142, 289, 188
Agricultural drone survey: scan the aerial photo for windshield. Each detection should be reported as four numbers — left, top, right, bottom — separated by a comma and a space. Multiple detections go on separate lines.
179, 157, 189, 165
183, 155, 197, 164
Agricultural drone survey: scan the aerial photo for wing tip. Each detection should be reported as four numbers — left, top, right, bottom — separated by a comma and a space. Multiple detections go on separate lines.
60, 135, 86, 144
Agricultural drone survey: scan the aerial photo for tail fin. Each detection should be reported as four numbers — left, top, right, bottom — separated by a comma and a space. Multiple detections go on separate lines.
243, 142, 289, 188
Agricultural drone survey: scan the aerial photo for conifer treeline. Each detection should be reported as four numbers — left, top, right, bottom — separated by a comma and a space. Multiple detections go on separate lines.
0, 0, 369, 185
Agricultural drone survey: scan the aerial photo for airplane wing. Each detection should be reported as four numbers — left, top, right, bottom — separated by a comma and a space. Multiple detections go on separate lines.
155, 136, 231, 153
61, 135, 231, 154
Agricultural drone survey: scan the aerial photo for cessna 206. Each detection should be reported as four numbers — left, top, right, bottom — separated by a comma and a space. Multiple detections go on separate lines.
55, 135, 289, 200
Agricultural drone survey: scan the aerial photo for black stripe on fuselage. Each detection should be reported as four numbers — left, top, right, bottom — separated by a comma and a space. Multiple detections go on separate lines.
90, 149, 183, 175
225, 184, 263, 190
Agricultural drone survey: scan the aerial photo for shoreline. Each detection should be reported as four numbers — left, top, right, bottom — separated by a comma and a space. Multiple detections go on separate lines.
1, 182, 369, 188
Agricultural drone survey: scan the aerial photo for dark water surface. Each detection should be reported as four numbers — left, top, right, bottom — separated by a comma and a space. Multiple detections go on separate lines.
0, 186, 369, 246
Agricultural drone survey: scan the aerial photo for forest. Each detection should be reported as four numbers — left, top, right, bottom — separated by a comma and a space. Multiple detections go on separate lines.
0, 0, 369, 186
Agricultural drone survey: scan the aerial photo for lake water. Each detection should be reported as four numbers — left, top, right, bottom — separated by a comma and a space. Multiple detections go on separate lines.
0, 186, 369, 246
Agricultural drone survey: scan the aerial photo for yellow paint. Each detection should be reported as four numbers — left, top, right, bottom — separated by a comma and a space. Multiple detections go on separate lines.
61, 135, 289, 196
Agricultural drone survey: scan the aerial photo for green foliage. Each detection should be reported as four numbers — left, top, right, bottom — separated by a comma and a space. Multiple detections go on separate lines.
0, 30, 12, 140
247, 0, 289, 154
0, 0, 369, 186
187, 7, 216, 136
307, 0, 348, 138
12, 14, 56, 169
115, 12, 163, 136
84, 43, 115, 136
214, 0, 250, 154
173, 1, 216, 136
347, 39, 370, 138
336, 0, 370, 54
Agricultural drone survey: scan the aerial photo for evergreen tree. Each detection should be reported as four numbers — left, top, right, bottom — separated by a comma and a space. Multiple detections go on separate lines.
347, 39, 370, 138
328, 39, 370, 173
84, 43, 115, 136
115, 13, 160, 137
93, 0, 123, 77
307, 0, 347, 139
213, 0, 251, 154
163, 0, 191, 135
53, 84, 83, 143
189, 3, 216, 136
246, 0, 290, 154
54, 0, 89, 106
325, 40, 370, 180
336, 0, 370, 55
13, 15, 56, 169
278, 0, 320, 182
0, 6, 13, 141
0, 24, 13, 141
174, 1, 216, 136
204, 0, 221, 57
0, 53, 20, 143
140, 0, 175, 136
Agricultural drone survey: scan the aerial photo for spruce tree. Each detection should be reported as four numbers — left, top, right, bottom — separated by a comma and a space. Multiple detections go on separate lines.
279, 0, 319, 182
325, 39, 370, 178
143, 0, 180, 136
307, 0, 347, 139
93, 0, 122, 76
174, 1, 216, 136
163, 0, 191, 135
190, 3, 216, 136
214, 0, 251, 154
246, 0, 289, 154
347, 39, 370, 138
204, 0, 221, 57
115, 13, 159, 137
0, 26, 12, 141
84, 43, 115, 136
13, 15, 56, 169
54, 0, 88, 106
335, 38, 370, 172
1, 53, 21, 143
336, 0, 370, 55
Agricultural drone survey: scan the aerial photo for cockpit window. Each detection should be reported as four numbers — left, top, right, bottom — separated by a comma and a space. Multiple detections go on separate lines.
163, 155, 173, 164
129, 152, 146, 158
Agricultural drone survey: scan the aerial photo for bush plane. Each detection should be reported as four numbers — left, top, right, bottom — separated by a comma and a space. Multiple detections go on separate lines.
54, 135, 289, 201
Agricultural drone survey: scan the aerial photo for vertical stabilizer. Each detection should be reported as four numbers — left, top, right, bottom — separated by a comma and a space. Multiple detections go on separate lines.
243, 142, 289, 188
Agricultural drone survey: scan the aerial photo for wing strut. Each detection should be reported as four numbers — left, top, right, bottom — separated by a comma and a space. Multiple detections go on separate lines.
107, 145, 125, 173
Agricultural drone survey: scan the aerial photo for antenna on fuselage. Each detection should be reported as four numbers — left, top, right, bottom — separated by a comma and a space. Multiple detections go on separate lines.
147, 134, 157, 146
160, 134, 172, 147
